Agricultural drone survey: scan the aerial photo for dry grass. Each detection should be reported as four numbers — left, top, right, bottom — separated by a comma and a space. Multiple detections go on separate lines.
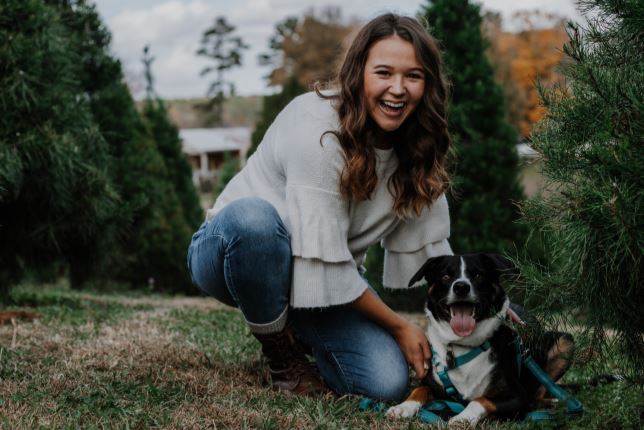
0, 284, 640, 429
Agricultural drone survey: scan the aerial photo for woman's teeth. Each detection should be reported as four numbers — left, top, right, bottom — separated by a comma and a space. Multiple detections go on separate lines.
380, 101, 405, 111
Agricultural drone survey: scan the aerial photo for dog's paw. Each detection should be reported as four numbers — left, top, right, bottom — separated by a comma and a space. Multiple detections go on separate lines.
386, 400, 421, 419
447, 401, 486, 427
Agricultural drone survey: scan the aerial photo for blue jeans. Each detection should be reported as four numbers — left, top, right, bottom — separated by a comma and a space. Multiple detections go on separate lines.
187, 197, 408, 401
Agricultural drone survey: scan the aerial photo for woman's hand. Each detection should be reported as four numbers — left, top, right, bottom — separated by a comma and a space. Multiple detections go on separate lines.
351, 289, 431, 378
392, 320, 432, 379
507, 307, 525, 325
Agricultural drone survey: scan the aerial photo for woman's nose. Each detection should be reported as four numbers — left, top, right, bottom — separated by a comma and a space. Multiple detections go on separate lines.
389, 75, 405, 95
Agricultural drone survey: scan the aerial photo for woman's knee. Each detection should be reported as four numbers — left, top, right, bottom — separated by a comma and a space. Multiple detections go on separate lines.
324, 352, 408, 401
360, 350, 409, 401
216, 198, 288, 243
311, 332, 409, 402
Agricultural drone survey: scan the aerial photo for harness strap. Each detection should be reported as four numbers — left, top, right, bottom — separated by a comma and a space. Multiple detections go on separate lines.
436, 366, 464, 402
359, 397, 464, 425
453, 340, 491, 368
431, 340, 491, 402
419, 400, 465, 424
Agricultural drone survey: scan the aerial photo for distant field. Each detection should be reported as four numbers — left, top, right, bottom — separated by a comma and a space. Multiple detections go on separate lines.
162, 95, 263, 129
1, 283, 641, 429
520, 160, 544, 197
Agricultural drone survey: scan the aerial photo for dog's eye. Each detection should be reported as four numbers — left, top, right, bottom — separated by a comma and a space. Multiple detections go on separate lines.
474, 273, 482, 280
441, 274, 450, 282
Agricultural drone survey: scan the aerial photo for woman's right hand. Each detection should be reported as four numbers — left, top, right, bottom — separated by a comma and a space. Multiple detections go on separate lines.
392, 320, 432, 379
350, 289, 432, 378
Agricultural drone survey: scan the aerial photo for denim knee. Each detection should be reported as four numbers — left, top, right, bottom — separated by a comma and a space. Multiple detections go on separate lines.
320, 345, 408, 402
292, 306, 410, 402
190, 197, 292, 326
358, 347, 409, 402
216, 197, 289, 243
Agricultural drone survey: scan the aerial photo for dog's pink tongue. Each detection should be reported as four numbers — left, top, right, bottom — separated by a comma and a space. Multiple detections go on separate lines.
450, 304, 476, 337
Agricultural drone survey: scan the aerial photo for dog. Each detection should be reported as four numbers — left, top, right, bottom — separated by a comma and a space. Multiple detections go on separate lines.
386, 253, 574, 426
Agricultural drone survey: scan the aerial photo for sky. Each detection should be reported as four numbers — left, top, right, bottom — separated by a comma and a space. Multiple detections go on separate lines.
92, 0, 584, 100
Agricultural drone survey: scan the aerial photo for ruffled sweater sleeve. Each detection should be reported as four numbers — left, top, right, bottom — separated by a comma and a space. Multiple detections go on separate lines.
275, 95, 368, 308
382, 194, 453, 289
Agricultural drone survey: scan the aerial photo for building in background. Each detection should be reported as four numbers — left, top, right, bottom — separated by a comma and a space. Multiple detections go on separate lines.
180, 127, 251, 190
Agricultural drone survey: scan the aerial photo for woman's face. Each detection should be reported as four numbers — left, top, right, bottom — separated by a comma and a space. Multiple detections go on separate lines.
363, 35, 425, 133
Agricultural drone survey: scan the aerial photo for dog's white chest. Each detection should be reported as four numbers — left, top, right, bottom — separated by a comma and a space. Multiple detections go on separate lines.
424, 299, 509, 401
431, 346, 494, 400
426, 318, 500, 400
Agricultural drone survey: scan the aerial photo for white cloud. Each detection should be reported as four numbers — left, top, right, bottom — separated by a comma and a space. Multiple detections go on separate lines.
97, 0, 582, 99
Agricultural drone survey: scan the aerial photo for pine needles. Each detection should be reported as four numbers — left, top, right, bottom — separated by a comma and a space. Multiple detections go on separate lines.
514, 0, 643, 382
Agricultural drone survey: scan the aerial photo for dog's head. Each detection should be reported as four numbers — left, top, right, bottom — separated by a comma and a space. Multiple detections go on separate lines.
409, 254, 517, 338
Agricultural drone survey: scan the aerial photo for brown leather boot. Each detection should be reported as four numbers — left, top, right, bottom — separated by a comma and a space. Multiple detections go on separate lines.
253, 325, 328, 396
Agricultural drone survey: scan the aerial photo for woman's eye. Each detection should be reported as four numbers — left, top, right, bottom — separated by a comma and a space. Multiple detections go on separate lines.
376, 70, 390, 76
408, 73, 423, 80
441, 274, 450, 282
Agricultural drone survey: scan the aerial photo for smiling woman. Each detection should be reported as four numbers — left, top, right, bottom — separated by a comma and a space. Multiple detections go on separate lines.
362, 35, 426, 136
186, 13, 453, 401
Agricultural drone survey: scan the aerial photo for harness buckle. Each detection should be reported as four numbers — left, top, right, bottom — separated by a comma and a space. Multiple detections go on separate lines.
446, 350, 456, 369
521, 346, 532, 362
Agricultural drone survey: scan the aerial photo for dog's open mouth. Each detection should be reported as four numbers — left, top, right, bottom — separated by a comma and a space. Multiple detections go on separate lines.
449, 302, 476, 337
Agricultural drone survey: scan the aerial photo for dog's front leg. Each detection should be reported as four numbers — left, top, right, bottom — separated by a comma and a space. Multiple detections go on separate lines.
448, 397, 496, 427
386, 386, 433, 419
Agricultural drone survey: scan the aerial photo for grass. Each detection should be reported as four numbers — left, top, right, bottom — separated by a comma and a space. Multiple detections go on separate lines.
1, 283, 641, 429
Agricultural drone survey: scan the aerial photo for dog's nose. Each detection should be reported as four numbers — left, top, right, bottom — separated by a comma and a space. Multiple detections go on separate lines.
453, 282, 470, 297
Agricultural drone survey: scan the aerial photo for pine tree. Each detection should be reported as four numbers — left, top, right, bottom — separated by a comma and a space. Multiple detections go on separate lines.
142, 46, 203, 230
422, 0, 527, 254
215, 152, 239, 195
0, 0, 120, 299
517, 0, 643, 379
55, 1, 196, 292
197, 16, 248, 125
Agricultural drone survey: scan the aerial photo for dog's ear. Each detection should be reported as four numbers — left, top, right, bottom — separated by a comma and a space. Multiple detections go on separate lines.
408, 255, 449, 288
480, 254, 519, 281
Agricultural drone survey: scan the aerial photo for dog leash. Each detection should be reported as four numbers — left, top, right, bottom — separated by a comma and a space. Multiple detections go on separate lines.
359, 335, 583, 424
514, 337, 584, 422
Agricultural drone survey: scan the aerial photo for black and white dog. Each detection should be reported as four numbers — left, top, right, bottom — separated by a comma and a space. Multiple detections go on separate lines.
387, 254, 574, 426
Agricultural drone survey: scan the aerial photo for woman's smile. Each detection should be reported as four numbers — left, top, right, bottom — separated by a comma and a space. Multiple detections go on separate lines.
363, 35, 425, 133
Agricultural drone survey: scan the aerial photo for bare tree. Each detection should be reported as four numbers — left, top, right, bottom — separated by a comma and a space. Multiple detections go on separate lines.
197, 16, 248, 125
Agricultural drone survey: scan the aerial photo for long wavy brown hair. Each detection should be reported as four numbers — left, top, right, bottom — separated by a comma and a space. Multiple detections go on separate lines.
316, 13, 451, 218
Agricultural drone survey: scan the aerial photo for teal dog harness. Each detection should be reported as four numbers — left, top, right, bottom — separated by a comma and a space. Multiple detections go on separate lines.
433, 340, 491, 403
359, 336, 583, 424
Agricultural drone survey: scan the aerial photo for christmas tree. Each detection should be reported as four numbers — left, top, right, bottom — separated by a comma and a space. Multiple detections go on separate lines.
141, 46, 203, 230
517, 0, 643, 379
57, 0, 197, 292
0, 0, 120, 299
1, 0, 201, 295
422, 0, 527, 254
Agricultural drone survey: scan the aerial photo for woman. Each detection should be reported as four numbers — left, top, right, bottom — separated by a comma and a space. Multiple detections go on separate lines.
187, 13, 452, 400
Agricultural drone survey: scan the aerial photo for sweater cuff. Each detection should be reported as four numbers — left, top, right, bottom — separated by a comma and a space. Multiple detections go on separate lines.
290, 258, 368, 308
383, 238, 453, 289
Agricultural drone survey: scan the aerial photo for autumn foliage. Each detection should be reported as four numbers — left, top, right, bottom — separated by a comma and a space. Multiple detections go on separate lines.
260, 8, 355, 89
484, 11, 569, 138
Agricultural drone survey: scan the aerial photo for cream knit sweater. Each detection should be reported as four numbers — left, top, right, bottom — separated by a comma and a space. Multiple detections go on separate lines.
206, 92, 452, 308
